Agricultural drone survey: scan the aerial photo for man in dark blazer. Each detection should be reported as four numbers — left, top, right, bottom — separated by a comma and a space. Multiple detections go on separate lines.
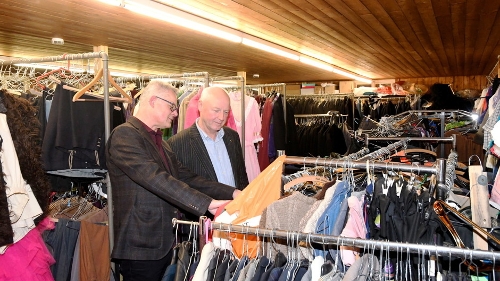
106, 81, 240, 281
167, 87, 249, 190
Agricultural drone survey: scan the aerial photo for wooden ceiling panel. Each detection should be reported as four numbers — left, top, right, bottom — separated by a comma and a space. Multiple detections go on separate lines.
0, 0, 498, 84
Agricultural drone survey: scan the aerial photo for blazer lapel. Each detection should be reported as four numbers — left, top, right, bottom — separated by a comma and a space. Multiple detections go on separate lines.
188, 125, 218, 181
223, 133, 239, 184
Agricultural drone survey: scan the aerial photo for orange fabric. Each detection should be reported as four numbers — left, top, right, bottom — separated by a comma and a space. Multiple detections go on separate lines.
79, 221, 110, 281
225, 155, 284, 225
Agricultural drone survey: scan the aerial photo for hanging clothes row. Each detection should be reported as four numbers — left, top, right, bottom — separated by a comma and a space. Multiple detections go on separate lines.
173, 151, 499, 280
293, 113, 355, 158
287, 94, 354, 130
257, 90, 298, 171
0, 89, 55, 281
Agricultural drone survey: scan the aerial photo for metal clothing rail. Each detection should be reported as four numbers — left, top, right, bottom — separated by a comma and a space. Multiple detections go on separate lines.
199, 221, 500, 261
358, 139, 409, 161
211, 76, 246, 158
1, 51, 116, 267
364, 135, 456, 151
284, 156, 443, 176
294, 111, 338, 118
391, 110, 474, 158
116, 72, 210, 87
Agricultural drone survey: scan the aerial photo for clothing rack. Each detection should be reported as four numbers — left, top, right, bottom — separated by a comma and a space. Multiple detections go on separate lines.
357, 139, 409, 161
173, 218, 500, 261
0, 52, 117, 267
364, 135, 457, 151
294, 110, 340, 118
211, 76, 246, 157
287, 93, 355, 129
116, 72, 210, 88
250, 83, 288, 156
282, 148, 370, 186
284, 155, 444, 178
248, 83, 287, 129
383, 110, 474, 158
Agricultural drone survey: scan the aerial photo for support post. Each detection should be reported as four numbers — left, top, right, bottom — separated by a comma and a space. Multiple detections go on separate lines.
237, 71, 246, 159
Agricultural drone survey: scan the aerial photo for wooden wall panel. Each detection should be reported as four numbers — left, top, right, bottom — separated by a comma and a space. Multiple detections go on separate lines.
396, 76, 488, 92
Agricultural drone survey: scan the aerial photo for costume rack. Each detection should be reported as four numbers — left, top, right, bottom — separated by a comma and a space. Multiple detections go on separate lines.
171, 218, 500, 261
211, 76, 246, 157
287, 93, 355, 129
0, 51, 118, 267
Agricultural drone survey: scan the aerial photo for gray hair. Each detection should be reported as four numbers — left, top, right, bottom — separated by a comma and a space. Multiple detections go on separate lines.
140, 80, 178, 101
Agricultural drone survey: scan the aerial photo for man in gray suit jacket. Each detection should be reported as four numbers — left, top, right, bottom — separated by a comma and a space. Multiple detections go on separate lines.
167, 87, 249, 190
106, 81, 240, 281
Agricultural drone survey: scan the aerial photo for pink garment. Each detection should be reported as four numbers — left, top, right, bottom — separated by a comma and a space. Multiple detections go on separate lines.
491, 169, 500, 206
184, 88, 203, 129
0, 217, 55, 281
340, 194, 367, 266
226, 110, 237, 131
233, 97, 262, 182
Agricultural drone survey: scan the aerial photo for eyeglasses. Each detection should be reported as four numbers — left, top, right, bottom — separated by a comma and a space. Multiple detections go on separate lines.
155, 96, 178, 112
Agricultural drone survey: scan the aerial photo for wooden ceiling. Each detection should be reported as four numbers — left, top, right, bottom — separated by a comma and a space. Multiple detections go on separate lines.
0, 0, 499, 84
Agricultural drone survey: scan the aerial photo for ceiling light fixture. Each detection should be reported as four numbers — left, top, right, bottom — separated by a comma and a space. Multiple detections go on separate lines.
124, 0, 242, 43
96, 0, 373, 82
299, 57, 334, 72
333, 68, 372, 84
97, 0, 123, 6
242, 38, 299, 60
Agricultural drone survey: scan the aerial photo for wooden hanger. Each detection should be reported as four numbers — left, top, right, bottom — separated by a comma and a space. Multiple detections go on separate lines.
72, 69, 133, 103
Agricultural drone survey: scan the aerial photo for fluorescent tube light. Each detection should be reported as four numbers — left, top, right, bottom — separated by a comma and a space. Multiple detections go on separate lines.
125, 0, 242, 43
242, 38, 299, 60
299, 57, 334, 71
332, 68, 372, 83
98, 0, 123, 6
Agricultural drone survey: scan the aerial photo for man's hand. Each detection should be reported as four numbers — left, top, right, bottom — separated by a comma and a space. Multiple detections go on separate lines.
208, 199, 230, 215
232, 189, 242, 199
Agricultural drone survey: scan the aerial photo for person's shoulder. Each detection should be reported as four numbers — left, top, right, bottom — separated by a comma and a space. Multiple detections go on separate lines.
166, 126, 191, 144
223, 126, 239, 136
111, 121, 136, 135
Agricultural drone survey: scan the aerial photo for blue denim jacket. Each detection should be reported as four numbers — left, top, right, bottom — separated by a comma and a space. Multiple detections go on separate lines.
314, 181, 351, 257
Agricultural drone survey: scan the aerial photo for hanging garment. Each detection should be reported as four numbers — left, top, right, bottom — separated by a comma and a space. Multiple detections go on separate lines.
225, 155, 284, 224
339, 193, 367, 266
258, 98, 274, 171
0, 217, 55, 281
264, 192, 317, 259
342, 254, 380, 281
174, 241, 193, 281
192, 242, 215, 281
42, 84, 111, 172
184, 89, 202, 130
0, 134, 13, 248
79, 220, 110, 281
231, 93, 263, 182
2, 90, 51, 223
0, 113, 43, 254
